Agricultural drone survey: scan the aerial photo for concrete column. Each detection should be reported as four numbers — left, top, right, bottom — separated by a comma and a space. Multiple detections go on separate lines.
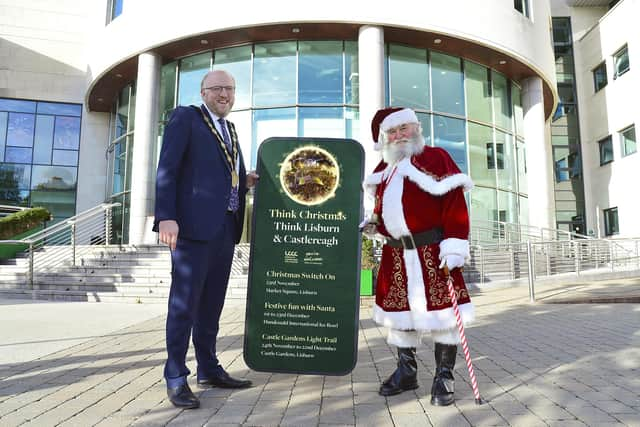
522, 76, 555, 231
358, 26, 385, 178
128, 52, 161, 245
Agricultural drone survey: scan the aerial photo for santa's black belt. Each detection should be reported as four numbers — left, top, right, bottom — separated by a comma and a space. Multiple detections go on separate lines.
386, 228, 443, 250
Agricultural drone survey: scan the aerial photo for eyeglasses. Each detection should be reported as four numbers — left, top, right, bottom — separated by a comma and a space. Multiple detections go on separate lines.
203, 86, 235, 94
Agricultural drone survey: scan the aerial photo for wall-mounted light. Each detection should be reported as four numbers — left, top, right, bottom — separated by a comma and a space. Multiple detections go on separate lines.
200, 39, 209, 45
433, 38, 442, 44
292, 27, 300, 33
499, 60, 507, 65
115, 73, 123, 78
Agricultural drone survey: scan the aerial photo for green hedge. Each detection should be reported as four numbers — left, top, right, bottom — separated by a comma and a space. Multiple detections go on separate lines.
361, 236, 377, 270
0, 225, 45, 259
0, 207, 51, 240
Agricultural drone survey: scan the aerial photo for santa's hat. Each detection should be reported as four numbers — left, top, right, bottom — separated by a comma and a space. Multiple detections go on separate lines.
371, 107, 420, 150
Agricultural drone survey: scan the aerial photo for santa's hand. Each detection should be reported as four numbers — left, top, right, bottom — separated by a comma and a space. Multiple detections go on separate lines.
359, 221, 378, 238
439, 254, 465, 270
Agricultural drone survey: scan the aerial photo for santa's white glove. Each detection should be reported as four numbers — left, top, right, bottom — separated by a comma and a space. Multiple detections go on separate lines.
439, 254, 465, 270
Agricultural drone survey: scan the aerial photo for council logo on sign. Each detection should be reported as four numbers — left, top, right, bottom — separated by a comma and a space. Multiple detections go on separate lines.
279, 146, 339, 206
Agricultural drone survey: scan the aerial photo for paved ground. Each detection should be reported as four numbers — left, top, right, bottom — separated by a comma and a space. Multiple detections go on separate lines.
0, 281, 638, 426
0, 300, 166, 364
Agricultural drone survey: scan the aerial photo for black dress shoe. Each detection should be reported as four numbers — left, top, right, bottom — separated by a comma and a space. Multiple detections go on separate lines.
198, 370, 252, 389
167, 383, 200, 409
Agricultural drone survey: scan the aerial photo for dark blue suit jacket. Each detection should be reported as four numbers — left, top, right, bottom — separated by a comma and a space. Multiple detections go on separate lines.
153, 105, 247, 243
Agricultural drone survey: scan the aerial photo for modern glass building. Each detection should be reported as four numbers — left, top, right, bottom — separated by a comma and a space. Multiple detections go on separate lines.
0, 98, 82, 223
2, 0, 638, 240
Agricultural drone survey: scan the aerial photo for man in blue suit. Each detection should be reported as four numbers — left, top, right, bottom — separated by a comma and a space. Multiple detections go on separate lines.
154, 70, 258, 409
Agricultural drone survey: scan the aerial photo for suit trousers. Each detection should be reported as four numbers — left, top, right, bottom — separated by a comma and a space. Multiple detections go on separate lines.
164, 213, 236, 388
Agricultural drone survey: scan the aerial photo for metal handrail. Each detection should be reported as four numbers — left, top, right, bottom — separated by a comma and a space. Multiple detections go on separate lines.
14, 203, 120, 243
0, 202, 121, 288
0, 204, 27, 212
466, 237, 640, 301
470, 219, 592, 246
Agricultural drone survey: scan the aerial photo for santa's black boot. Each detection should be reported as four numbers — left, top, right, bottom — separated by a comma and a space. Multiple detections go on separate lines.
379, 347, 419, 396
430, 343, 457, 406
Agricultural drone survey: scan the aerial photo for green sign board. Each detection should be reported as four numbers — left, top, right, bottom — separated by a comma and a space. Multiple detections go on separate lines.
244, 137, 364, 375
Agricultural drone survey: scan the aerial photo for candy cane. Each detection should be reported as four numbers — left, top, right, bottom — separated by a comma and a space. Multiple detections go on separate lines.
444, 266, 482, 405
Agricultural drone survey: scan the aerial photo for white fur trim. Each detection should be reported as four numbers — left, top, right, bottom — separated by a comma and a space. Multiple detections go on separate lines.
363, 172, 384, 198
364, 171, 384, 186
439, 238, 470, 260
380, 108, 419, 131
380, 165, 410, 239
431, 328, 461, 345
373, 300, 474, 331
387, 329, 420, 348
397, 158, 473, 194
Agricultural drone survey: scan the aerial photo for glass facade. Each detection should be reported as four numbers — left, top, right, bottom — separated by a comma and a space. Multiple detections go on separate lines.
551, 17, 586, 235
161, 41, 360, 171
106, 84, 135, 243
0, 98, 81, 223
112, 39, 529, 241
386, 46, 527, 228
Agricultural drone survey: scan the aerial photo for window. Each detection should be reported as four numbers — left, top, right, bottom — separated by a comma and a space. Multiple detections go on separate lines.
620, 125, 636, 157
298, 41, 343, 104
468, 123, 494, 187
514, 0, 530, 18
593, 62, 607, 92
389, 45, 429, 110
434, 115, 467, 173
0, 97, 81, 219
253, 42, 297, 107
598, 136, 613, 165
613, 45, 630, 79
495, 143, 505, 169
603, 207, 619, 236
464, 61, 492, 123
555, 158, 569, 182
486, 143, 495, 170
552, 18, 572, 46
106, 0, 123, 23
430, 52, 464, 116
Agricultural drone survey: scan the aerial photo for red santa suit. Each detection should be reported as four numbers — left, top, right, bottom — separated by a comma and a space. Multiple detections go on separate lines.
365, 145, 474, 333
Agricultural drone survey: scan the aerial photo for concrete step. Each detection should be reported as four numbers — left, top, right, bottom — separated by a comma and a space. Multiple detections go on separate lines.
0, 277, 249, 303
33, 265, 171, 276
1, 274, 247, 290
0, 288, 168, 303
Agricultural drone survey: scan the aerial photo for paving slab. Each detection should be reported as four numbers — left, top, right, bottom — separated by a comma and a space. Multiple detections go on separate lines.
0, 280, 639, 426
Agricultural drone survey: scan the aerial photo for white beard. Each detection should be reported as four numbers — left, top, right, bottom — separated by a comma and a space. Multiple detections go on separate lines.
382, 135, 424, 164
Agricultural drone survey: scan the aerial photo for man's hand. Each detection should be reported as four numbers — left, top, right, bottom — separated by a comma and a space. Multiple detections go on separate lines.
246, 171, 259, 188
159, 220, 179, 251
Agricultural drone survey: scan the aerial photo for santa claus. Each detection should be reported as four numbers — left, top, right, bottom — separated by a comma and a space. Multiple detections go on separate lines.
361, 107, 474, 405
